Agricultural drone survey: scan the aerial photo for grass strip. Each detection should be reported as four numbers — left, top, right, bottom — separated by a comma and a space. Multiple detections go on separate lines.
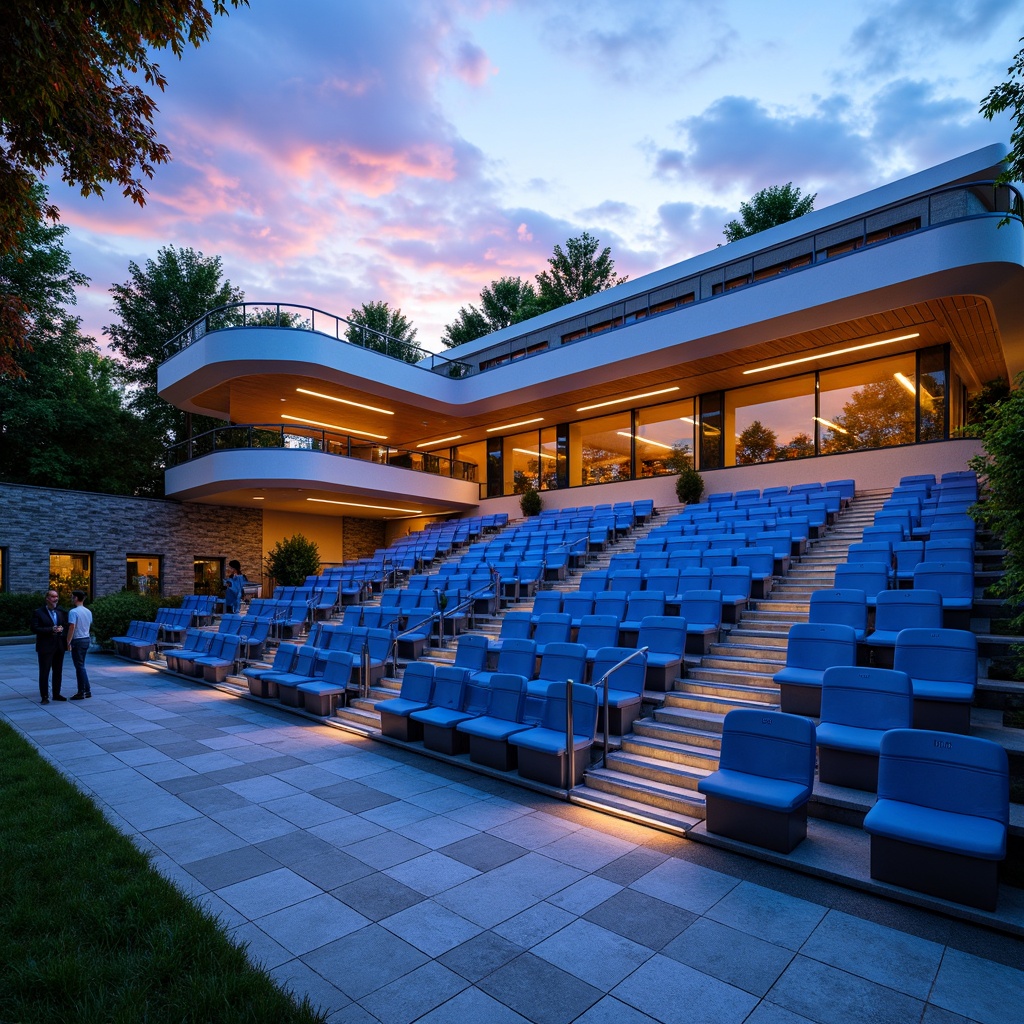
0, 721, 327, 1024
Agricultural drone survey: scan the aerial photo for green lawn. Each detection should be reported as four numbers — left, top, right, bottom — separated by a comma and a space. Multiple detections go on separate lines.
0, 722, 326, 1024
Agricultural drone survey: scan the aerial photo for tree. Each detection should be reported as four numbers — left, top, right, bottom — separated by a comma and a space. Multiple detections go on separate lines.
344, 301, 421, 363
440, 276, 539, 349
265, 534, 321, 587
818, 379, 915, 453
105, 245, 243, 466
980, 35, 1024, 188
722, 183, 816, 243
0, 193, 160, 494
534, 232, 627, 313
735, 420, 777, 464
778, 431, 815, 460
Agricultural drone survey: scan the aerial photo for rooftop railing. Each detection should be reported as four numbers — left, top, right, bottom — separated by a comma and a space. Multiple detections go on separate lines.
160, 180, 1022, 379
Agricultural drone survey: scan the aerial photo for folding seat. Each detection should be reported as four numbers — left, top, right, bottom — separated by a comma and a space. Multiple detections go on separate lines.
752, 532, 792, 575
863, 589, 942, 667
588, 646, 647, 736
824, 479, 855, 505
617, 589, 665, 646
899, 473, 935, 493
697, 709, 816, 853
593, 590, 628, 622
863, 730, 1008, 910
510, 681, 599, 787
359, 627, 397, 691
242, 642, 297, 699
861, 524, 905, 547
608, 569, 643, 594
816, 665, 914, 791
667, 549, 702, 571
832, 563, 888, 610
774, 622, 858, 717
734, 547, 774, 599
396, 603, 436, 660
707, 491, 733, 506
892, 540, 924, 587
635, 615, 686, 691
529, 641, 587, 701
873, 508, 913, 539
671, 567, 712, 599
456, 673, 531, 770
376, 661, 435, 741
160, 626, 203, 671
644, 568, 679, 599
529, 590, 563, 625
264, 645, 321, 707
911, 561, 974, 629
711, 565, 752, 623
486, 611, 533, 656
561, 590, 594, 630
532, 613, 572, 657
576, 615, 622, 672
409, 666, 483, 754
637, 553, 669, 578
473, 636, 536, 689
676, 590, 723, 655
516, 560, 547, 601
298, 649, 358, 716
633, 499, 655, 523
453, 633, 489, 675
196, 633, 244, 683
924, 538, 974, 567
790, 481, 822, 496
634, 537, 665, 554
762, 485, 789, 500
846, 542, 893, 579
774, 516, 810, 556
164, 629, 215, 674
893, 627, 977, 733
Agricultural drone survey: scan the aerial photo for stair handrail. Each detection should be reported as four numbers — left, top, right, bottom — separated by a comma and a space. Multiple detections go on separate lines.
595, 646, 649, 768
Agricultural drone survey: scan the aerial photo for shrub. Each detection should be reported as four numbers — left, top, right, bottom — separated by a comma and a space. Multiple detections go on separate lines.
265, 534, 321, 587
89, 592, 183, 648
519, 486, 542, 518
0, 592, 46, 635
666, 442, 704, 504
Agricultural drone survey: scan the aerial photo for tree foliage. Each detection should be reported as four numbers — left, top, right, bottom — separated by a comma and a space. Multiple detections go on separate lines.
723, 183, 816, 243
0, 2, 246, 256
265, 534, 321, 588
344, 300, 421, 363
736, 419, 777, 465
441, 276, 540, 349
819, 379, 915, 453
534, 232, 627, 313
980, 35, 1024, 188
105, 245, 243, 470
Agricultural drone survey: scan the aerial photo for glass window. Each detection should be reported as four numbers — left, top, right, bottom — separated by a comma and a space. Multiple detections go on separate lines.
486, 438, 503, 498
634, 399, 697, 476
538, 427, 562, 491
917, 345, 947, 441
452, 440, 484, 482
569, 412, 632, 486
194, 557, 224, 597
727, 376, 815, 466
818, 353, 917, 453
127, 555, 162, 596
699, 392, 723, 470
50, 551, 92, 602
507, 430, 543, 493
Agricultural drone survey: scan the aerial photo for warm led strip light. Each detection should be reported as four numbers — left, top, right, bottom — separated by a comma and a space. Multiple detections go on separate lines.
416, 435, 462, 448
281, 413, 388, 440
307, 498, 422, 514
616, 431, 674, 451
295, 387, 393, 415
513, 448, 557, 459
743, 334, 919, 375
577, 386, 679, 412
486, 417, 544, 432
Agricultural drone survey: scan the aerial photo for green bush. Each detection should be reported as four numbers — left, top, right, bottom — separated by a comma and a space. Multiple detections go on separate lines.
519, 486, 542, 518
0, 592, 46, 635
89, 592, 183, 648
265, 534, 321, 588
666, 442, 704, 504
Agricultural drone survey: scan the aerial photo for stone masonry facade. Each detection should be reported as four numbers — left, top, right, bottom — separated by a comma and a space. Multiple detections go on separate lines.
0, 482, 263, 598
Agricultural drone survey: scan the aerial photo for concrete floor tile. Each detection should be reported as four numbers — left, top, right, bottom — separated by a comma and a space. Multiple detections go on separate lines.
629, 856, 740, 915
360, 799, 435, 829
257, 893, 369, 955
224, 775, 304, 803
445, 796, 535, 831
488, 811, 580, 851
440, 832, 529, 871
412, 985, 532, 1023
333, 871, 427, 921
289, 847, 374, 891
706, 881, 828, 951
800, 909, 943, 999
662, 917, 795, 997
384, 850, 481, 896
393, 813, 477, 850
230, 921, 293, 970
478, 952, 603, 1024
546, 874, 622, 916
611, 953, 759, 1024
270, 958, 351, 1020
768, 955, 925, 1024
930, 948, 1024, 1024
493, 903, 576, 950
216, 866, 322, 919
345, 830, 431, 870
212, 804, 300, 844
360, 960, 469, 1024
311, 780, 398, 813
143, 815, 249, 861
573, 996, 663, 1024
261, 792, 349, 828
533, 918, 654, 990
309, 814, 386, 848
184, 845, 282, 889
743, 1003, 818, 1024
539, 828, 637, 872
381, 899, 483, 957
594, 848, 670, 886
584, 888, 696, 951
437, 930, 525, 982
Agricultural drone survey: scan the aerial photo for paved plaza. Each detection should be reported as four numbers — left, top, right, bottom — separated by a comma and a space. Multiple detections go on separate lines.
2, 644, 1022, 1024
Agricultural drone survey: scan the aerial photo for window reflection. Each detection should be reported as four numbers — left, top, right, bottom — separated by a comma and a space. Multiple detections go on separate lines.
570, 413, 632, 486
635, 400, 697, 476
727, 376, 815, 466
819, 354, 916, 452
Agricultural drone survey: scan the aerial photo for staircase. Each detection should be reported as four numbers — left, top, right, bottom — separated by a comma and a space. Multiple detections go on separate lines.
578, 489, 890, 830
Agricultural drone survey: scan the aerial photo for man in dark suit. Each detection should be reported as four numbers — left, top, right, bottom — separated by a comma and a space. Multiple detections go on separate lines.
32, 588, 68, 703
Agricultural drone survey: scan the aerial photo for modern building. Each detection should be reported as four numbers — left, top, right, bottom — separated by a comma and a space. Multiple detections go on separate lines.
158, 144, 1023, 543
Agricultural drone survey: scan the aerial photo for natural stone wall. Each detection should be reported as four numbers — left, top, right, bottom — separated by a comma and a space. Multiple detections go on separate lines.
0, 482, 262, 597
342, 517, 386, 562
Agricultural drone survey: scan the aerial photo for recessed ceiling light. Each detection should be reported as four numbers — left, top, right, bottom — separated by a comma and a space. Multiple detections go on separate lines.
616, 431, 674, 450
743, 334, 920, 375
416, 435, 462, 448
295, 387, 393, 415
252, 496, 265, 500
281, 413, 388, 440
577, 386, 679, 412
486, 417, 544, 432
306, 498, 422, 513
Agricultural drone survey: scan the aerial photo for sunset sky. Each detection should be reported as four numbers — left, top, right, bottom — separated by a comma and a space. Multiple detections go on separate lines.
48, 0, 1019, 352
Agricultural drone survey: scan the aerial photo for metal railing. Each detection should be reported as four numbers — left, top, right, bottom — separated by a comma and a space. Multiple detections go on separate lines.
592, 647, 649, 773
165, 422, 478, 482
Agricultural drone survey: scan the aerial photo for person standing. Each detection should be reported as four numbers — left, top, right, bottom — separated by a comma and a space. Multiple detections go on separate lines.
223, 559, 247, 614
66, 589, 93, 700
31, 588, 68, 703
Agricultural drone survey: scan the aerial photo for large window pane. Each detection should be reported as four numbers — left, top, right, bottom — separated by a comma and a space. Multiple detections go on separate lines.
507, 430, 543, 492
194, 557, 223, 597
569, 412, 632, 486
127, 554, 162, 596
539, 426, 563, 490
727, 376, 815, 466
699, 392, 723, 470
918, 345, 947, 441
634, 399, 697, 476
818, 353, 916, 453
50, 551, 92, 602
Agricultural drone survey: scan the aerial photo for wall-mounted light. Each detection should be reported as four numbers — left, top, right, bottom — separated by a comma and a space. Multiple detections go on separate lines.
577, 386, 679, 412
281, 413, 388, 440
743, 333, 920, 375
295, 387, 393, 415
486, 417, 543, 432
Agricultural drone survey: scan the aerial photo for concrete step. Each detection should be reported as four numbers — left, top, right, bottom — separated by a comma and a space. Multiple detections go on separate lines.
633, 715, 724, 750
333, 703, 380, 732
572, 784, 702, 832
701, 652, 785, 672
653, 704, 729, 734
604, 750, 713, 791
663, 688, 779, 715
707, 643, 787, 662
727, 629, 790, 646
582, 767, 708, 819
677, 677, 781, 703
620, 732, 722, 769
